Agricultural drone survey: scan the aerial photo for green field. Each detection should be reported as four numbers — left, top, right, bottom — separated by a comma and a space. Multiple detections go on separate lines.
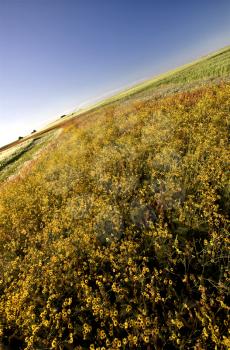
10, 44, 230, 140
0, 130, 61, 182
82, 45, 230, 108
1, 45, 229, 159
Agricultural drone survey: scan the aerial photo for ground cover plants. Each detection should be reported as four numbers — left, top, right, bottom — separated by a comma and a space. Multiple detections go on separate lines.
0, 79, 229, 349
0, 130, 61, 182
0, 139, 34, 171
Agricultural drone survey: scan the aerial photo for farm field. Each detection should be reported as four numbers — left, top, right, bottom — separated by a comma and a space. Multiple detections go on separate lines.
2, 44, 229, 161
0, 47, 229, 349
0, 130, 61, 183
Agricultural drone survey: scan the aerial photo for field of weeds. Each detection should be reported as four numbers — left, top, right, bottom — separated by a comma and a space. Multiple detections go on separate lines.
0, 79, 229, 349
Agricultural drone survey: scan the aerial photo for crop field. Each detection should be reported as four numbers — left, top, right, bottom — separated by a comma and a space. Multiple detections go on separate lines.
0, 139, 33, 165
89, 45, 230, 108
0, 47, 229, 349
0, 130, 61, 183
10, 45, 229, 136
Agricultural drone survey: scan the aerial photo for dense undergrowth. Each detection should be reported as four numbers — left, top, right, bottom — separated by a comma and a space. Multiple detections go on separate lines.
0, 82, 229, 349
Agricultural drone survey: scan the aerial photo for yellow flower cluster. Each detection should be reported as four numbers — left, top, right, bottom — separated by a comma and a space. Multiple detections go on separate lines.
0, 82, 229, 349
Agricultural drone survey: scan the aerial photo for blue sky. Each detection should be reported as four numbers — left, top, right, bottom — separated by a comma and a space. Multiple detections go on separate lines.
0, 0, 230, 146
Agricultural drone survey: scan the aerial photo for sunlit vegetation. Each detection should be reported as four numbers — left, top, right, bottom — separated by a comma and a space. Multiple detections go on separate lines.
0, 139, 33, 164
93, 46, 230, 108
0, 79, 229, 349
0, 130, 61, 182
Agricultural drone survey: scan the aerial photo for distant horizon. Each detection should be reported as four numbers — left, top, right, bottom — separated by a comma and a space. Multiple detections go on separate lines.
1, 42, 229, 149
1, 0, 230, 147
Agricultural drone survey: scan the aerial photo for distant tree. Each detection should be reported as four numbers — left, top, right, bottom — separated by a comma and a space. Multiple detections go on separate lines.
60, 114, 66, 119
18, 136, 23, 140
31, 130, 37, 134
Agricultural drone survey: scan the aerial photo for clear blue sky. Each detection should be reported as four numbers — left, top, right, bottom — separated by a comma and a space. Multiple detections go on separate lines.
0, 0, 230, 146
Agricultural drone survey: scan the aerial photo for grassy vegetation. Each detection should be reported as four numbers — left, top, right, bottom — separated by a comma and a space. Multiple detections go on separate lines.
0, 47, 229, 349
85, 45, 230, 108
0, 140, 34, 168
0, 130, 61, 182
17, 46, 230, 137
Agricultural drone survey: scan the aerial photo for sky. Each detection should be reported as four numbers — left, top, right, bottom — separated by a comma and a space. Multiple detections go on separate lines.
0, 0, 230, 147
